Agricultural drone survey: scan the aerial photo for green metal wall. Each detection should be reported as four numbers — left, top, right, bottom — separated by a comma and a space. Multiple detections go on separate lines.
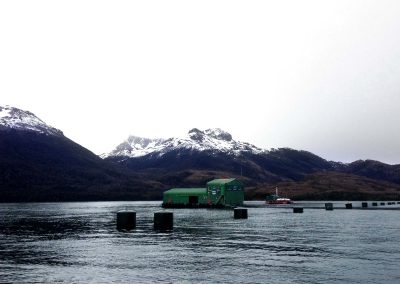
225, 190, 244, 206
206, 179, 244, 206
163, 188, 208, 205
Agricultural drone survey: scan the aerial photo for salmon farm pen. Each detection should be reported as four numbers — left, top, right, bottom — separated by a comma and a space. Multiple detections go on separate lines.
162, 178, 244, 208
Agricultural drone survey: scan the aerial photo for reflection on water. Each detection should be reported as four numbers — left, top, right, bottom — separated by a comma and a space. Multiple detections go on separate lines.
0, 201, 399, 284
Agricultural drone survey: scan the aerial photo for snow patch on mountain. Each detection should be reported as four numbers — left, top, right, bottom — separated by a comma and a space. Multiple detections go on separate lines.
0, 105, 63, 136
103, 136, 166, 158
103, 128, 265, 158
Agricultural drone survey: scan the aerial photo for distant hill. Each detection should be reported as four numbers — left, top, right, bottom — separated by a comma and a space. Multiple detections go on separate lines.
105, 128, 400, 201
335, 159, 400, 185
247, 171, 400, 201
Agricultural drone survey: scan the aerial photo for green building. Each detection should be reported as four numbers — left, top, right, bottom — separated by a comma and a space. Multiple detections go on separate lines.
207, 178, 244, 207
162, 178, 244, 208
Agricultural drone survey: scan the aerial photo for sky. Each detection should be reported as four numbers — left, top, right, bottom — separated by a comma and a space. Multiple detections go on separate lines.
1, 0, 400, 164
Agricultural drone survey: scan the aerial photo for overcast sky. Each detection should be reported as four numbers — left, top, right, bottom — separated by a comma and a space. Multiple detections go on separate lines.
1, 0, 400, 164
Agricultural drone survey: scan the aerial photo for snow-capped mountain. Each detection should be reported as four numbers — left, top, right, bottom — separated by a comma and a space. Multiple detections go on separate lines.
103, 128, 265, 158
0, 105, 63, 136
0, 105, 161, 202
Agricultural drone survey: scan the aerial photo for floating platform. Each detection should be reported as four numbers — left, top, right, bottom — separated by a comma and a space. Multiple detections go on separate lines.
244, 201, 400, 210
162, 203, 225, 209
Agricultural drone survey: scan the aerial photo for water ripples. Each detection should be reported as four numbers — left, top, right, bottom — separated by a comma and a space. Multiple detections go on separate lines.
0, 202, 399, 283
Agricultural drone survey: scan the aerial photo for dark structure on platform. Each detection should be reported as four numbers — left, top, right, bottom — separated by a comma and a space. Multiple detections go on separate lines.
325, 203, 333, 210
345, 203, 353, 209
162, 178, 244, 208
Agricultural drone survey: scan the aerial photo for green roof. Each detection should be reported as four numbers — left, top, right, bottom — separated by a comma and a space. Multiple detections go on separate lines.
207, 178, 237, 185
164, 188, 207, 195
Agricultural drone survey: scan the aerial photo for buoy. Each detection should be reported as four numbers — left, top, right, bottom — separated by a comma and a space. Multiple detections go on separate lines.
293, 207, 303, 213
234, 208, 248, 219
372, 202, 378, 206
117, 211, 136, 231
325, 203, 333, 210
362, 202, 368, 208
345, 203, 352, 209
154, 212, 173, 231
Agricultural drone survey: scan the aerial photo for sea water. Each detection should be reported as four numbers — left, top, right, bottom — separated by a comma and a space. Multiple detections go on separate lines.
0, 201, 399, 283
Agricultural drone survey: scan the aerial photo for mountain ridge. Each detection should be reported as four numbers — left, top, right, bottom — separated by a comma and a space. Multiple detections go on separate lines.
104, 128, 400, 200
0, 106, 163, 202
102, 128, 264, 159
1, 105, 399, 202
0, 105, 63, 136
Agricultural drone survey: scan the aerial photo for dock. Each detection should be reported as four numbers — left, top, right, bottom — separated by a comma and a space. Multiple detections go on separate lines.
244, 201, 400, 210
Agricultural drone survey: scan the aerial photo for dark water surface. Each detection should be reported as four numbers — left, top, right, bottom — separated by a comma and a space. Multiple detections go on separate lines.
0, 201, 399, 283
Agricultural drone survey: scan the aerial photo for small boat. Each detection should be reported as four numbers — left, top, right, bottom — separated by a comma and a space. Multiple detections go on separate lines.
266, 187, 293, 204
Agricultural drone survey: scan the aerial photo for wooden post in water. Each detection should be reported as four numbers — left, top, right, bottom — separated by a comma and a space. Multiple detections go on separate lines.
234, 208, 248, 219
117, 211, 136, 231
154, 212, 173, 231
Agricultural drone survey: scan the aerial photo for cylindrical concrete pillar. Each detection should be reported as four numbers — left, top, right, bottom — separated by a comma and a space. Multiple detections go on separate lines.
154, 212, 173, 231
117, 211, 136, 231
293, 207, 303, 213
325, 203, 333, 211
234, 208, 248, 219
